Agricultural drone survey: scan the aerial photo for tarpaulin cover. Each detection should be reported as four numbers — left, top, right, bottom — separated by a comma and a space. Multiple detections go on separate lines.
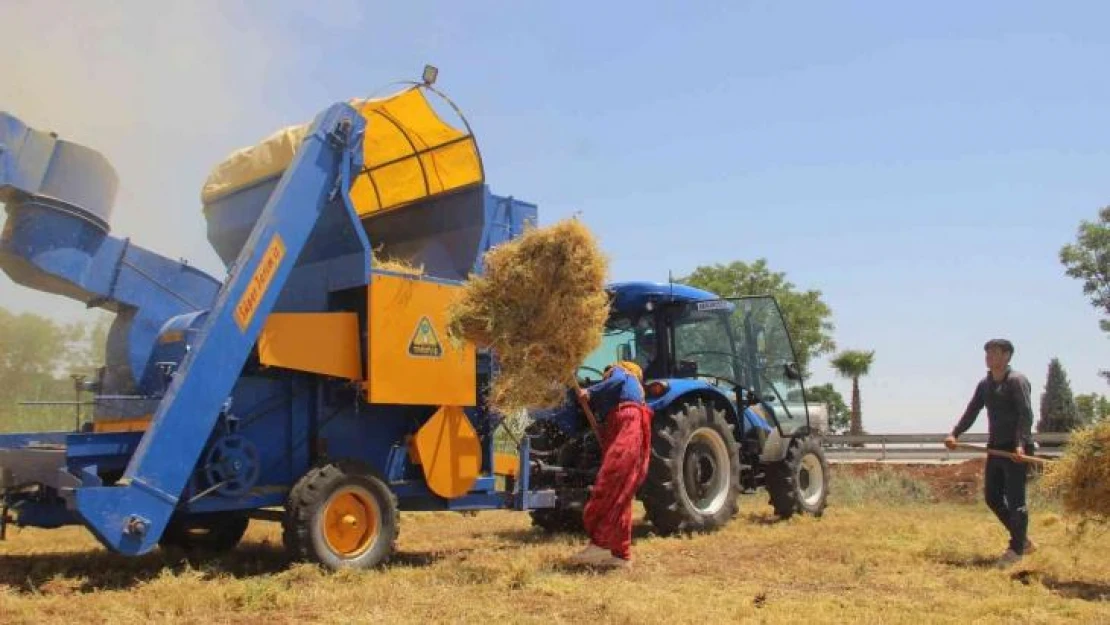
201, 86, 483, 217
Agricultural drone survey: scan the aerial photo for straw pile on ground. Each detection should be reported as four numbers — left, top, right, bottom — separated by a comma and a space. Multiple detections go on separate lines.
447, 219, 609, 416
1041, 421, 1110, 523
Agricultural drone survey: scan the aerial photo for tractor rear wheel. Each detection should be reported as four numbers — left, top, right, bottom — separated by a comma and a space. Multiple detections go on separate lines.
766, 436, 829, 519
641, 399, 741, 534
283, 460, 399, 570
159, 511, 250, 554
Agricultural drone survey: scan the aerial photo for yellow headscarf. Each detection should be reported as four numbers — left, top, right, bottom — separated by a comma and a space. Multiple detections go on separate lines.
607, 360, 643, 382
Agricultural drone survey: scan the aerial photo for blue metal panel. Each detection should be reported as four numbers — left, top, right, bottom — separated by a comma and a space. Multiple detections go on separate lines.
0, 432, 70, 448
472, 190, 537, 275
608, 281, 720, 316
288, 377, 313, 485
203, 178, 281, 268
0, 198, 222, 397
321, 406, 430, 479
73, 103, 370, 555
647, 379, 735, 414
185, 491, 287, 514
396, 492, 510, 512
64, 432, 143, 461
0, 113, 117, 228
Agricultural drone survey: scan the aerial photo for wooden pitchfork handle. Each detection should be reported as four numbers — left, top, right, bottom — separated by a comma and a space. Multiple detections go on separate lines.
573, 382, 605, 450
953, 442, 1051, 465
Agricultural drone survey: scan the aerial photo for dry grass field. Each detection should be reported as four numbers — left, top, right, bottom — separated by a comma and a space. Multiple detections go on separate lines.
1, 466, 1108, 624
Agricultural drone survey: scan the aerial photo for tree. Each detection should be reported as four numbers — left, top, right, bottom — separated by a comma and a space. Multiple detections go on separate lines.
70, 312, 112, 378
806, 383, 850, 434
830, 350, 875, 436
680, 259, 835, 375
1037, 358, 1081, 434
0, 306, 112, 432
1060, 207, 1110, 383
1076, 393, 1110, 425
1061, 206, 1110, 333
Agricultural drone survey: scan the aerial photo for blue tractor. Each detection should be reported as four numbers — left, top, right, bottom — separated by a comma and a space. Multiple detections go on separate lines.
526, 283, 830, 533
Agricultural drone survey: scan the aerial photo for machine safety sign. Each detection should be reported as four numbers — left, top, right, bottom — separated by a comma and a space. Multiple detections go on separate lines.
235, 234, 286, 332
408, 316, 443, 358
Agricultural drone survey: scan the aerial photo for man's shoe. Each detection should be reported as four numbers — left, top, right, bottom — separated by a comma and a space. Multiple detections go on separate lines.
1024, 538, 1037, 555
996, 549, 1022, 569
568, 544, 612, 566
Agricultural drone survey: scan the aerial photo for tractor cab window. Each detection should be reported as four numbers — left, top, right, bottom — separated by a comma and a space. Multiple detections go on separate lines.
670, 301, 741, 388
578, 314, 657, 384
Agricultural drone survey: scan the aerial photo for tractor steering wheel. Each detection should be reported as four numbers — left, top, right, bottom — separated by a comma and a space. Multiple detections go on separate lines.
577, 365, 605, 383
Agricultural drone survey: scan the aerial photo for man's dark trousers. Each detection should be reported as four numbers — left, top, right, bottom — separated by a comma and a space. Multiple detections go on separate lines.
984, 455, 1028, 554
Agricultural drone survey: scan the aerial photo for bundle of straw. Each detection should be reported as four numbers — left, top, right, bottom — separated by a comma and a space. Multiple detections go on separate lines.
1041, 421, 1110, 522
447, 219, 609, 416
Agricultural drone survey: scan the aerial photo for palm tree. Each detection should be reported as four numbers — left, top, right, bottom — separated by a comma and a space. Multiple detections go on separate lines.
830, 350, 875, 436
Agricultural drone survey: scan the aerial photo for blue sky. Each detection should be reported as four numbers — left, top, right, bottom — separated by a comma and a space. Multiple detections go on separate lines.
2, 1, 1107, 433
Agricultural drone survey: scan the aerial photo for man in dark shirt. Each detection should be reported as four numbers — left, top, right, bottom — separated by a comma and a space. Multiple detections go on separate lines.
944, 339, 1037, 568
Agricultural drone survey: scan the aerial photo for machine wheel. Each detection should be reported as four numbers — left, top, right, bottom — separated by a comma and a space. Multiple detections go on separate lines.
766, 436, 829, 519
641, 399, 741, 535
529, 508, 585, 534
283, 460, 399, 570
158, 511, 250, 554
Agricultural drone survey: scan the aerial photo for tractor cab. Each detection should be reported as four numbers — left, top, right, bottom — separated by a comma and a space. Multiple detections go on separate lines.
578, 282, 812, 440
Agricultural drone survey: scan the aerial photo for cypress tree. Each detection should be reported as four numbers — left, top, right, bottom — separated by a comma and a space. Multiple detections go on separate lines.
1038, 358, 1081, 433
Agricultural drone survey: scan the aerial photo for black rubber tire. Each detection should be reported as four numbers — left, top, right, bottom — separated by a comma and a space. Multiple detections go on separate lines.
529, 508, 585, 534
158, 511, 250, 554
641, 399, 741, 535
283, 460, 399, 570
766, 436, 830, 519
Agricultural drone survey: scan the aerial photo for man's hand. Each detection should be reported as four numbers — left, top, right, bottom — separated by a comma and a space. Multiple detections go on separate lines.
1012, 447, 1025, 462
944, 435, 958, 451
576, 388, 589, 403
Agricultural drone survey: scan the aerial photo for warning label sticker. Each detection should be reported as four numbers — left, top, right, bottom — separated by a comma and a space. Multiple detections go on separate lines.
408, 316, 443, 358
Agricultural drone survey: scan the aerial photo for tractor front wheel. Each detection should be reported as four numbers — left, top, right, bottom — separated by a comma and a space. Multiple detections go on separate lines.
283, 460, 399, 570
641, 399, 741, 534
766, 436, 830, 519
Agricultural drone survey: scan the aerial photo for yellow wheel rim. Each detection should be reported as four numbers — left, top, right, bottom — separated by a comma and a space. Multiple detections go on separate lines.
322, 486, 380, 558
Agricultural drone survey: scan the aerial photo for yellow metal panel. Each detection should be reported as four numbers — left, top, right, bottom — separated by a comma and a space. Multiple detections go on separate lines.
493, 453, 518, 477
367, 274, 476, 406
349, 87, 483, 217
259, 313, 362, 380
203, 86, 483, 216
93, 417, 152, 433
413, 406, 481, 499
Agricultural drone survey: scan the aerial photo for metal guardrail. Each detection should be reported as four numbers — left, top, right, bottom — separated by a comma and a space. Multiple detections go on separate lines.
821, 432, 1071, 463
824, 433, 1070, 446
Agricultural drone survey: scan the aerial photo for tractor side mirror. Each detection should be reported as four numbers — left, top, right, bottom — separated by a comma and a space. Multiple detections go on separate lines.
783, 362, 802, 381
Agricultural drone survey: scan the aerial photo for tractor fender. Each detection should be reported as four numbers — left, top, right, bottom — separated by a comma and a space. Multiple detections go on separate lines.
759, 429, 791, 463
646, 380, 739, 434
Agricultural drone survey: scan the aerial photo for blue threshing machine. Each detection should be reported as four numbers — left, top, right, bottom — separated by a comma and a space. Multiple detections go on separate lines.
0, 76, 828, 569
